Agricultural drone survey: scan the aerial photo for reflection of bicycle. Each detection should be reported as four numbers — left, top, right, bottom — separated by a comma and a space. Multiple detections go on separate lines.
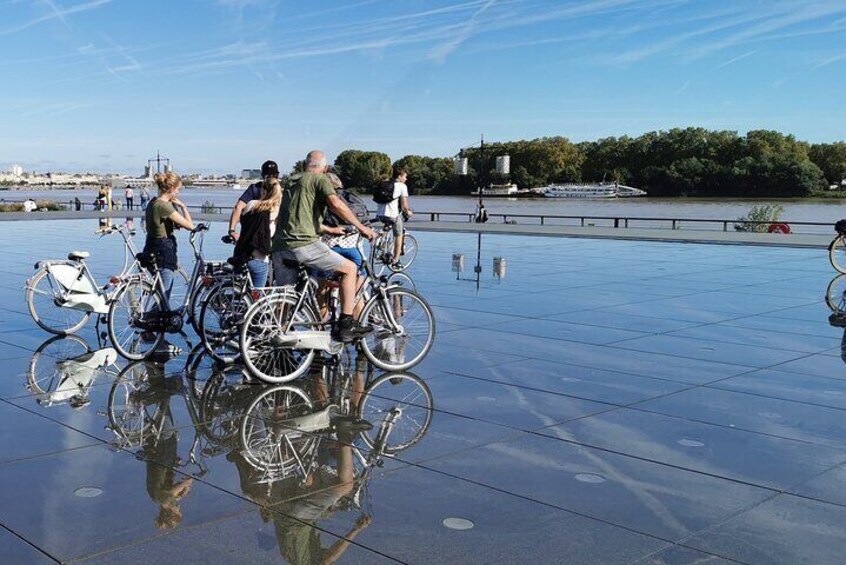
239, 356, 433, 487
106, 349, 230, 475
27, 334, 120, 408
826, 274, 846, 312
25, 223, 152, 335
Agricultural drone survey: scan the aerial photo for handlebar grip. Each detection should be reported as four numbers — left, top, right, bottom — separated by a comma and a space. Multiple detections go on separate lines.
221, 235, 235, 244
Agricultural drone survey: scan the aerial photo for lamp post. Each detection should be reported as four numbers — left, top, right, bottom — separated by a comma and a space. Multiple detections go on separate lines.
454, 134, 509, 223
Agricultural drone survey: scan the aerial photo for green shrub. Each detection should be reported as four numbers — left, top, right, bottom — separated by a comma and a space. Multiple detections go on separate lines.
734, 204, 784, 232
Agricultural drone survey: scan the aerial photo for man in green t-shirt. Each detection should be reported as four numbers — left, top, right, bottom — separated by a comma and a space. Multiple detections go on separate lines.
272, 150, 375, 342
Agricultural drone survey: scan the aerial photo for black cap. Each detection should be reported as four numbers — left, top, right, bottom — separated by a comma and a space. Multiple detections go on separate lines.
261, 160, 279, 177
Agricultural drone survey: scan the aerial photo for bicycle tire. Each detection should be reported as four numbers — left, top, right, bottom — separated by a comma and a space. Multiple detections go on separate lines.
199, 281, 252, 364
358, 287, 435, 371
830, 236, 846, 274
239, 385, 317, 475
26, 268, 91, 335
107, 280, 165, 361
826, 274, 846, 312
358, 372, 433, 454
27, 334, 91, 396
389, 233, 418, 272
240, 292, 318, 383
107, 361, 158, 445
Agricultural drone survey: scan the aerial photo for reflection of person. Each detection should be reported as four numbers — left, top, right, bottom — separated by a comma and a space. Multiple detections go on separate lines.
74, 197, 81, 211
139, 361, 194, 530
143, 172, 194, 308
233, 176, 281, 287
140, 187, 149, 210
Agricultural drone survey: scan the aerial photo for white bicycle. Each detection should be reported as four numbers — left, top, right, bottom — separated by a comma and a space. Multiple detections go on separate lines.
26, 224, 146, 335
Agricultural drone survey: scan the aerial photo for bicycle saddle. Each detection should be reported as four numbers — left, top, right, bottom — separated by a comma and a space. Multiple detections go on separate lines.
135, 252, 156, 267
226, 256, 249, 273
280, 259, 302, 269
67, 251, 90, 260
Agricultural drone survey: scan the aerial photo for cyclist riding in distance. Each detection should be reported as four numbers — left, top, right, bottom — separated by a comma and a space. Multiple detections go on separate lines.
144, 172, 194, 308
271, 150, 375, 343
227, 160, 279, 242
376, 166, 413, 268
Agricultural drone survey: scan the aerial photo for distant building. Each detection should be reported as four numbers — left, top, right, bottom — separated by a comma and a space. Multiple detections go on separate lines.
10, 164, 23, 177
241, 169, 261, 179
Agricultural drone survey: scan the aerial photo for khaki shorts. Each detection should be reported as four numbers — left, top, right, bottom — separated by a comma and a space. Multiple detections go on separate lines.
377, 214, 403, 237
272, 241, 348, 286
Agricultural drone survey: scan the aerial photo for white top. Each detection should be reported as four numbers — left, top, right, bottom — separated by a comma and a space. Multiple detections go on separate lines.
23, 199, 37, 212
125, 188, 134, 198
377, 181, 408, 218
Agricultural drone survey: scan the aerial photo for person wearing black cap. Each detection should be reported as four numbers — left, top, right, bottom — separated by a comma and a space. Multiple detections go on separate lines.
228, 160, 279, 241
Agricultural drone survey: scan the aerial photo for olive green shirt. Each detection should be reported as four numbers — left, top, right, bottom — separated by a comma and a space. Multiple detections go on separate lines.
272, 173, 336, 250
146, 198, 177, 239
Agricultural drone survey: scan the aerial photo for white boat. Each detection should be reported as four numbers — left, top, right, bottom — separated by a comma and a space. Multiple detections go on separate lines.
540, 182, 646, 198
472, 183, 538, 198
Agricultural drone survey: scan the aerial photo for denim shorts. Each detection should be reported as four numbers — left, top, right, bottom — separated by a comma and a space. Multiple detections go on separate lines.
272, 241, 347, 286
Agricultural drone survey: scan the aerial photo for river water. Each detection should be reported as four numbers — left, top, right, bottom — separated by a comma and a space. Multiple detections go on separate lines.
5, 186, 845, 232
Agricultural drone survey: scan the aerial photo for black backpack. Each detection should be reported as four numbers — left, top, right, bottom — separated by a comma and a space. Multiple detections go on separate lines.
372, 179, 397, 205
325, 190, 369, 227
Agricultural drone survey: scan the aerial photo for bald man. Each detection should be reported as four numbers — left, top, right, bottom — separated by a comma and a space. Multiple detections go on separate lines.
272, 150, 376, 342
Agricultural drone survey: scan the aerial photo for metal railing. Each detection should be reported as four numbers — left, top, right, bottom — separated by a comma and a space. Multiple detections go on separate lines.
415, 211, 833, 234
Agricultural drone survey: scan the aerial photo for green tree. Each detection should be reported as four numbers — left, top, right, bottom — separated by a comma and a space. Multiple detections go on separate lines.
809, 142, 846, 185
334, 150, 392, 193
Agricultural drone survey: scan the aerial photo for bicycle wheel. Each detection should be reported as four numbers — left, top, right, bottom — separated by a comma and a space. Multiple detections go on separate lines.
826, 274, 846, 312
108, 280, 165, 361
199, 367, 254, 447
359, 288, 435, 371
830, 236, 846, 274
199, 282, 251, 364
389, 233, 418, 272
107, 361, 158, 445
358, 372, 433, 454
240, 292, 317, 383
27, 335, 92, 396
386, 272, 417, 292
26, 268, 91, 335
239, 385, 316, 476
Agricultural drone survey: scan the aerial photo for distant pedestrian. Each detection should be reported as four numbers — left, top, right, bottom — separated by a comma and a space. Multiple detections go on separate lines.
125, 186, 134, 210
23, 198, 37, 212
74, 197, 81, 211
475, 203, 489, 223
140, 187, 150, 210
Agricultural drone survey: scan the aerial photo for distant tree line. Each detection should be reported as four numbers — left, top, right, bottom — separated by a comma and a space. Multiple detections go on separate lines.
319, 128, 846, 198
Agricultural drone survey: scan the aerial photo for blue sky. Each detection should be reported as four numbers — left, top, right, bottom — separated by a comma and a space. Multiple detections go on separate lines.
2, 0, 845, 174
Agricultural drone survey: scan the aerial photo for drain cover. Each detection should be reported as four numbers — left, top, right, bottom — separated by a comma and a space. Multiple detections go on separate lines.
677, 439, 705, 447
74, 486, 103, 498
442, 517, 474, 530
574, 473, 605, 484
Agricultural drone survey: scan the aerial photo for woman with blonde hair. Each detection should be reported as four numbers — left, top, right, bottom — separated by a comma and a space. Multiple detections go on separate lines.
233, 176, 281, 286
143, 171, 194, 307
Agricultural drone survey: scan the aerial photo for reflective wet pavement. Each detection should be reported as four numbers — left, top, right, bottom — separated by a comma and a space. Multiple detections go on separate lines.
2, 219, 846, 563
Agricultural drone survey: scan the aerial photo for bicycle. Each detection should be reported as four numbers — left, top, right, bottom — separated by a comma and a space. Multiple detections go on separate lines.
107, 224, 215, 361
372, 218, 418, 273
238, 234, 435, 384
25, 223, 159, 335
